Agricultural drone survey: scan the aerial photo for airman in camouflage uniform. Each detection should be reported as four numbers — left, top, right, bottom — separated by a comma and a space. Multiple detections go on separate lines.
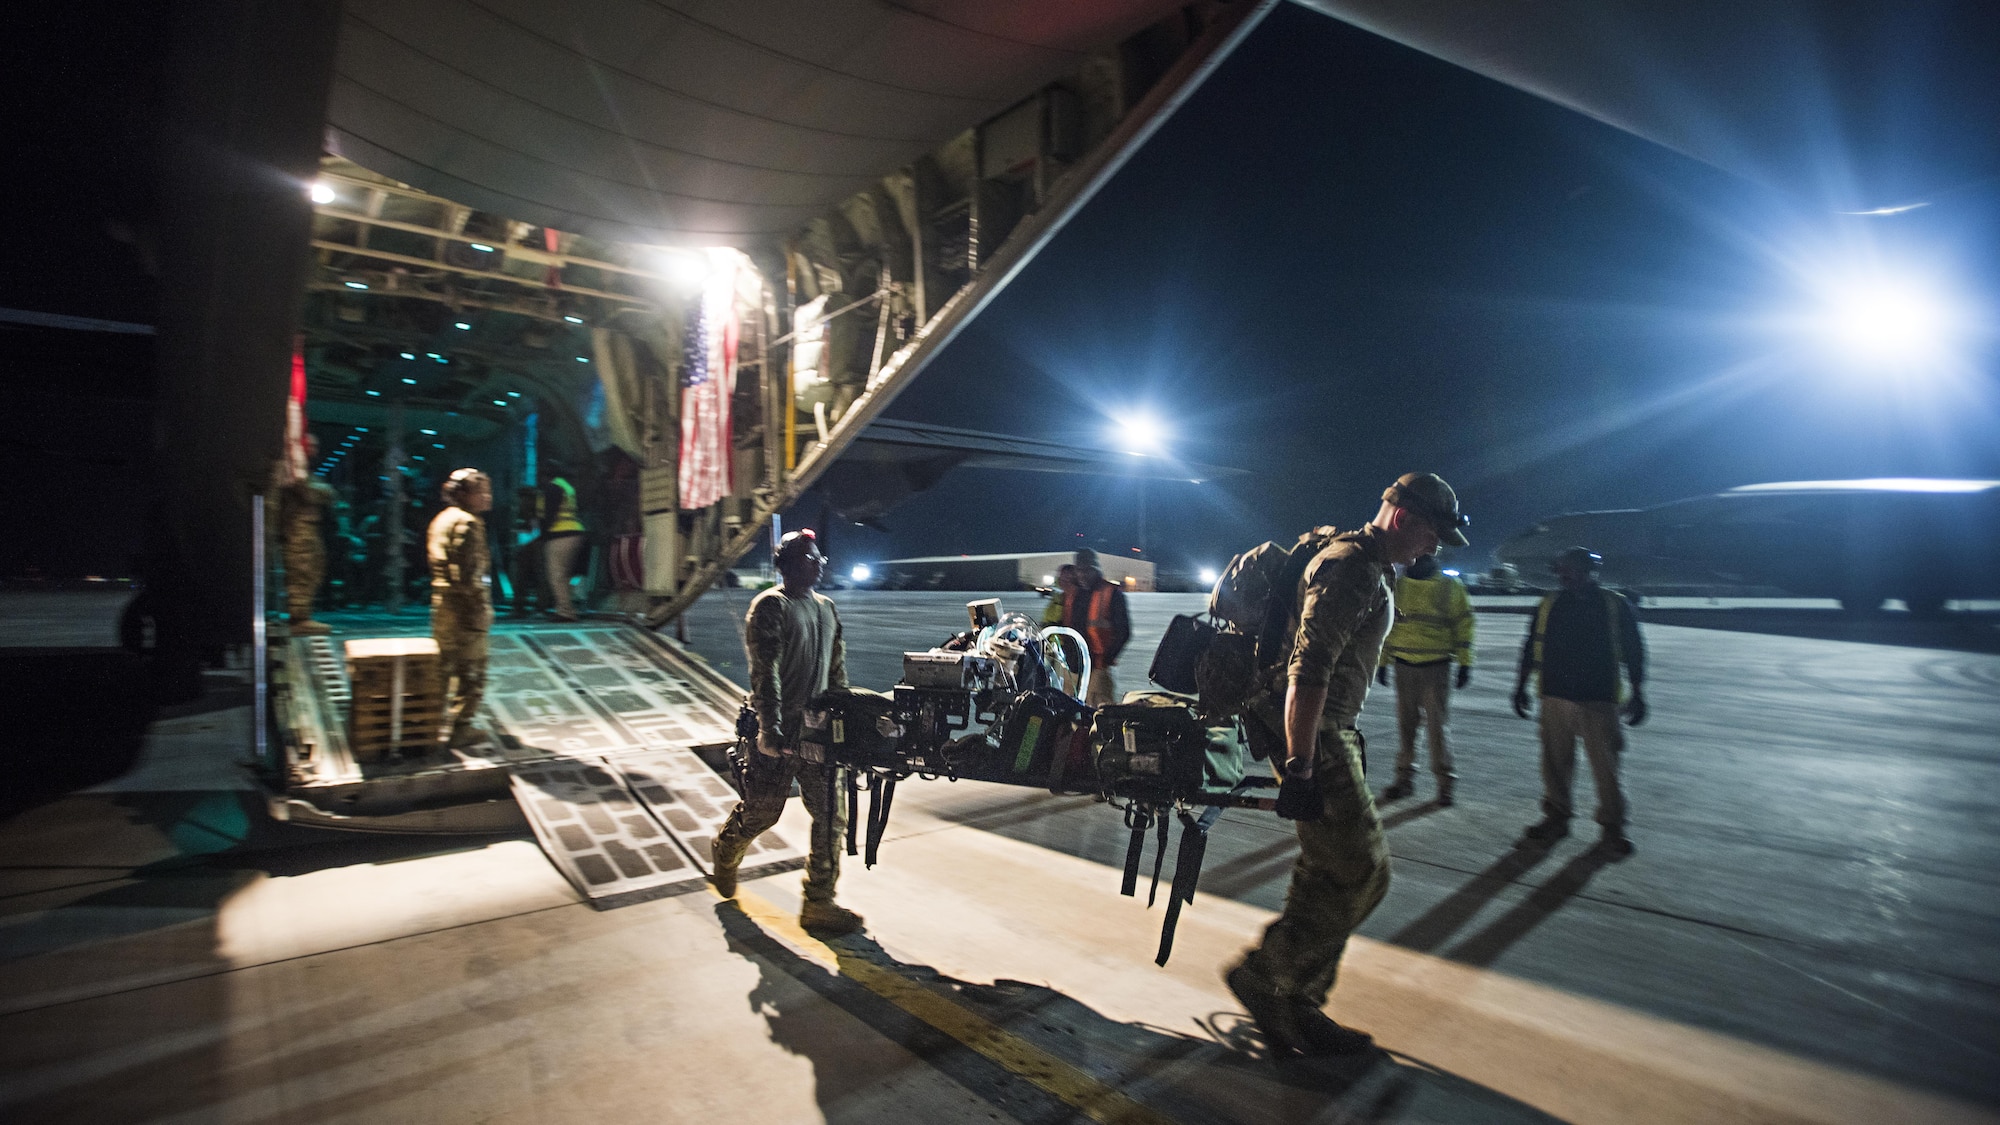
281, 472, 335, 635
428, 469, 493, 748
710, 530, 863, 935
1228, 472, 1470, 1057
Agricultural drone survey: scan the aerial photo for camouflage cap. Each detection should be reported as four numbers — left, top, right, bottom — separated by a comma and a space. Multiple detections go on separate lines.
1383, 472, 1470, 547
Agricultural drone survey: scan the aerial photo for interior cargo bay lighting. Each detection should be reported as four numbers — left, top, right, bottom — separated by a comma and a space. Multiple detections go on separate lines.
468, 243, 495, 253
564, 315, 584, 324
664, 250, 711, 292
402, 378, 417, 385
400, 352, 416, 359
493, 399, 508, 407
576, 356, 590, 363
508, 391, 521, 397
309, 182, 336, 205
454, 322, 471, 330
343, 281, 368, 290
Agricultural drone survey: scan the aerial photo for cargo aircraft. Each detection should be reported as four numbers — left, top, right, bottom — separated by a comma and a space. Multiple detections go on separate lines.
1496, 479, 2000, 614
24, 1, 1997, 842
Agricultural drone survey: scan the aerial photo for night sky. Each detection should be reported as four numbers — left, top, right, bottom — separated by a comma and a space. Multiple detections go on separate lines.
862, 3, 2000, 575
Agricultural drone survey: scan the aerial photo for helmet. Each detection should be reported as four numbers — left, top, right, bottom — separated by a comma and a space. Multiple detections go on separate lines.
442, 467, 490, 504
774, 528, 822, 564
1383, 472, 1470, 547
1551, 546, 1602, 573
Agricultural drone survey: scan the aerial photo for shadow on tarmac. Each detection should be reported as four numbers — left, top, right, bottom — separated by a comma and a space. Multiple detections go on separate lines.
715, 901, 1566, 1124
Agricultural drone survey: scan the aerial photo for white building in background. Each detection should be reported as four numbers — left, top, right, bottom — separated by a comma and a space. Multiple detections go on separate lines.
872, 552, 1155, 592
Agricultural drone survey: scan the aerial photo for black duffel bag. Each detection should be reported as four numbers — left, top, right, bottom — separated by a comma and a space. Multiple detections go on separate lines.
955, 687, 1093, 788
1147, 613, 1215, 695
799, 687, 901, 768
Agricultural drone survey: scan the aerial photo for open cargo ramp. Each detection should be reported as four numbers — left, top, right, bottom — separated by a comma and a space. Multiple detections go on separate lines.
271, 619, 803, 905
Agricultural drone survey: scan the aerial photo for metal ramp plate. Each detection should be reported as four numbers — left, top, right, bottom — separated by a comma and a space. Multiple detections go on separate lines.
609, 747, 805, 880
511, 759, 708, 908
474, 627, 739, 756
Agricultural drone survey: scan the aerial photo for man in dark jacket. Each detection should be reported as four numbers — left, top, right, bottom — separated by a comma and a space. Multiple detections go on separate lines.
1512, 547, 1647, 856
1061, 548, 1131, 704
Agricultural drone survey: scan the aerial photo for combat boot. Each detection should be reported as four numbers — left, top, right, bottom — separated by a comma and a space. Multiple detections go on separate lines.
1597, 827, 1634, 859
1434, 782, 1455, 809
1290, 1006, 1375, 1056
709, 838, 745, 899
291, 619, 332, 636
1225, 965, 1307, 1057
1380, 775, 1414, 802
799, 900, 865, 935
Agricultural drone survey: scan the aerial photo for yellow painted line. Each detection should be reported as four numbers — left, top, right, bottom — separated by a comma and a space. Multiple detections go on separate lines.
729, 889, 1177, 1125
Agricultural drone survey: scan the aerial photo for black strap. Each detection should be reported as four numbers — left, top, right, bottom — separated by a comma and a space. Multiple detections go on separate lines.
865, 776, 896, 868
844, 770, 860, 856
1119, 807, 1151, 897
1155, 805, 1223, 966
1146, 811, 1170, 907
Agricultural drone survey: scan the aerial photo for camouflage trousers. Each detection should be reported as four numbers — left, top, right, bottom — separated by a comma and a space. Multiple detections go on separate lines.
431, 599, 488, 743
713, 750, 847, 904
283, 531, 325, 621
1233, 727, 1390, 1008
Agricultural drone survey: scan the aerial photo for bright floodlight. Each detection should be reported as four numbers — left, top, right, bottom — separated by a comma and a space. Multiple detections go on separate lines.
309, 181, 336, 205
1814, 273, 1960, 368
665, 250, 711, 292
850, 564, 871, 582
1197, 567, 1218, 586
1113, 411, 1167, 455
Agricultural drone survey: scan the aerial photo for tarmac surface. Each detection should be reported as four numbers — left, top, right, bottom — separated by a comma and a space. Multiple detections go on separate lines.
2, 588, 1997, 1123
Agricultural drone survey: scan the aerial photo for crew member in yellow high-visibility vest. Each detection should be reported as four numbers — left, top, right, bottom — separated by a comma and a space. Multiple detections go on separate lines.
542, 471, 586, 621
1512, 546, 1646, 857
1375, 552, 1474, 806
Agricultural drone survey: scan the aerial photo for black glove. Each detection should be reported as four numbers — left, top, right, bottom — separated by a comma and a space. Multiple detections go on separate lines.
1375, 665, 1389, 687
1455, 665, 1472, 690
1624, 692, 1648, 727
1511, 685, 1532, 719
1275, 763, 1324, 821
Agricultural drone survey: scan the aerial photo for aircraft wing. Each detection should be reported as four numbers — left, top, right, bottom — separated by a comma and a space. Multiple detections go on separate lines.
1296, 1, 2000, 211
850, 418, 1245, 482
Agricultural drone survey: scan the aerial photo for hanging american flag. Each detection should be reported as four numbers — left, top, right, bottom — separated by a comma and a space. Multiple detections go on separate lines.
679, 263, 737, 509
284, 342, 309, 482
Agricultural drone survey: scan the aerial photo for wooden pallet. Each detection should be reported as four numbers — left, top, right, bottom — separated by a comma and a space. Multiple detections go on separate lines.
345, 637, 444, 761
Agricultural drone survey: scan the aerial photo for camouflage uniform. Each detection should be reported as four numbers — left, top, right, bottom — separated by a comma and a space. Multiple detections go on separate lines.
1234, 526, 1395, 1009
427, 504, 493, 745
281, 478, 334, 624
713, 586, 849, 903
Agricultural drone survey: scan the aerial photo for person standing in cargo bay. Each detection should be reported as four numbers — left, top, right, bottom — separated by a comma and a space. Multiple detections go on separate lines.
280, 436, 336, 635
710, 529, 864, 935
1227, 472, 1470, 1058
428, 468, 494, 749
